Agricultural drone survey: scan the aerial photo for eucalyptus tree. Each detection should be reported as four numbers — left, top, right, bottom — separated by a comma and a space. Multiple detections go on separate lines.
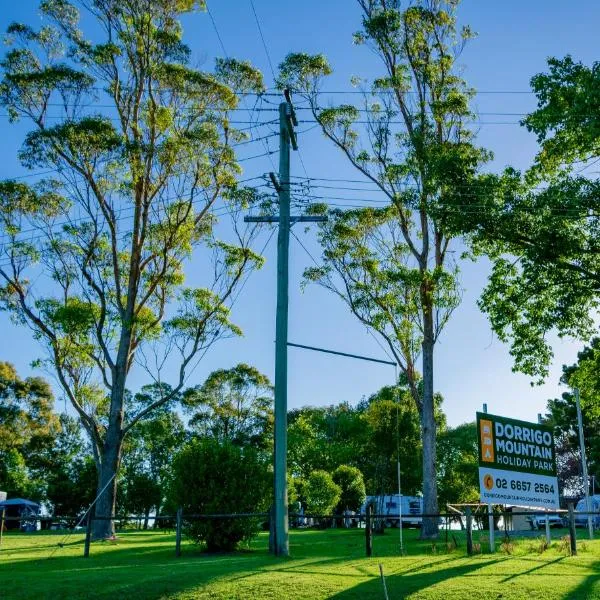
0, 0, 265, 537
278, 0, 489, 537
184, 363, 273, 449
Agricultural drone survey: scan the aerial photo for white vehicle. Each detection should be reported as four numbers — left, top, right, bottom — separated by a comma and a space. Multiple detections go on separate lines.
360, 495, 423, 528
574, 495, 600, 528
529, 514, 564, 529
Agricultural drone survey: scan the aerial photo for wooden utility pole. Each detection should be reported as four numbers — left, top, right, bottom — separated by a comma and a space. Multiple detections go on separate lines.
245, 92, 326, 556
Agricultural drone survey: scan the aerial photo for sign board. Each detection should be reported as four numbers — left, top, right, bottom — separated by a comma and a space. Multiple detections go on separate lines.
477, 412, 559, 509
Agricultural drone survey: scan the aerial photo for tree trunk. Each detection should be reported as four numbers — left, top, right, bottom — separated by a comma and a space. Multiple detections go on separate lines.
92, 377, 126, 539
143, 508, 150, 530
419, 308, 439, 539
92, 437, 122, 539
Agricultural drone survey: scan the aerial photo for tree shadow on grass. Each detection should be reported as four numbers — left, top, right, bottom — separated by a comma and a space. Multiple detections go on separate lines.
500, 555, 565, 583
565, 559, 600, 600
327, 558, 498, 600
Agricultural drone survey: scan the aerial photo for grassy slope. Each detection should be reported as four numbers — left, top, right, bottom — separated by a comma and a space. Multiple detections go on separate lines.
0, 528, 599, 599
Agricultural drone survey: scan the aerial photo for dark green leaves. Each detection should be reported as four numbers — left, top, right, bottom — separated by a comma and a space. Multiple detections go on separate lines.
524, 56, 600, 176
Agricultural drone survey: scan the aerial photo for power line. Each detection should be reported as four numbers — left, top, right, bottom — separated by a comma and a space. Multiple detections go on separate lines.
0, 175, 269, 243
287, 175, 564, 193
206, 1, 278, 173
249, 0, 277, 82
0, 114, 279, 125
290, 228, 398, 366
295, 118, 526, 126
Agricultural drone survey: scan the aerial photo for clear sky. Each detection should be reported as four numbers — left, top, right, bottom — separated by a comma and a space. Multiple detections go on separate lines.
1, 1, 599, 426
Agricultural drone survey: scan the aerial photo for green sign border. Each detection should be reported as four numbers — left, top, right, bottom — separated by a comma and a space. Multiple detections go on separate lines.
476, 412, 557, 477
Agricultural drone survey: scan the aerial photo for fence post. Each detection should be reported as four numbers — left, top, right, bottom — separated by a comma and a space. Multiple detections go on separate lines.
568, 503, 577, 556
268, 505, 275, 553
466, 507, 473, 556
84, 505, 95, 558
445, 514, 448, 547
488, 504, 495, 553
0, 508, 5, 548
365, 503, 373, 557
175, 507, 182, 558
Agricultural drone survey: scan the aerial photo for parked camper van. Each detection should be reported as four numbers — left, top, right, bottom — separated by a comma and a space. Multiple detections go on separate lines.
360, 495, 423, 528
574, 495, 600, 528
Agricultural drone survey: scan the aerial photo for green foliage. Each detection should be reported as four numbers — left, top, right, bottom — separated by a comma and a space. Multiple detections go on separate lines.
0, 362, 58, 501
524, 56, 600, 177
169, 438, 270, 551
121, 388, 186, 519
288, 403, 366, 479
332, 465, 366, 513
0, 1, 268, 535
278, 2, 490, 536
545, 339, 600, 496
183, 363, 273, 449
46, 450, 97, 518
304, 470, 341, 515
441, 56, 600, 380
360, 386, 423, 496
437, 422, 479, 506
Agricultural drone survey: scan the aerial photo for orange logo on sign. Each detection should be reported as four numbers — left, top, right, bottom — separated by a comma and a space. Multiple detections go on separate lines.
483, 474, 494, 491
480, 419, 494, 463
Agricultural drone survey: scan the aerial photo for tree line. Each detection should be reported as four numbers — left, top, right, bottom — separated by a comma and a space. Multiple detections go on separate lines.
2, 351, 598, 549
0, 0, 599, 542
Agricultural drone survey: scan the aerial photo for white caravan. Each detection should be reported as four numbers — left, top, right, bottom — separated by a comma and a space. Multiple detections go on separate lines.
360, 494, 423, 528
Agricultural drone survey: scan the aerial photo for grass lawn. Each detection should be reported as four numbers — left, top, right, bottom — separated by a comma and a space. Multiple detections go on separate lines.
1, 527, 599, 599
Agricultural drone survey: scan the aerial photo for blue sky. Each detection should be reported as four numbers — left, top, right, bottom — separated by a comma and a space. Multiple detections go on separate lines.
1, 1, 599, 426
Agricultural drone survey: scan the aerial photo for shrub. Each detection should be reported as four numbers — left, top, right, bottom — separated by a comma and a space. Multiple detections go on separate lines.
169, 438, 270, 551
332, 465, 366, 513
304, 470, 341, 515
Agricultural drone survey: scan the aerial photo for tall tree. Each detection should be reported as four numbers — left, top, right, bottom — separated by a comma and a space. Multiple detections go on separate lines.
121, 384, 186, 525
184, 363, 273, 449
436, 422, 478, 507
287, 403, 366, 478
0, 1, 265, 537
278, 0, 488, 537
441, 56, 600, 380
0, 362, 59, 500
360, 384, 433, 497
545, 339, 600, 497
45, 414, 97, 518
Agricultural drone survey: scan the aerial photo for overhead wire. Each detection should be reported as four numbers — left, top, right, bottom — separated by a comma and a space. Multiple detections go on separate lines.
206, 1, 278, 173
289, 228, 398, 367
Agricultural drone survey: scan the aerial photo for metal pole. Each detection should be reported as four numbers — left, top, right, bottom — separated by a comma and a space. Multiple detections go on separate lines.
273, 101, 291, 557
397, 459, 403, 553
538, 413, 551, 545
483, 404, 495, 552
175, 507, 182, 557
395, 375, 403, 555
575, 388, 593, 539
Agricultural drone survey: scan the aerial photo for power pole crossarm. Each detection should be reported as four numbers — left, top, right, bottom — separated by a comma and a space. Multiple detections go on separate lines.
244, 216, 327, 224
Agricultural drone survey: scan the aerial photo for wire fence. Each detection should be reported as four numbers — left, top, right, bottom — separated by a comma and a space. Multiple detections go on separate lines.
1, 506, 598, 559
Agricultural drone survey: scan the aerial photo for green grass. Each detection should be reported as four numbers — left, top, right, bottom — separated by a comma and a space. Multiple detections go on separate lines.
1, 527, 599, 599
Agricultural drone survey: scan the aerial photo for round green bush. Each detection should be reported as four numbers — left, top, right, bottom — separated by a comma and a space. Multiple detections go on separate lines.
169, 438, 270, 551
